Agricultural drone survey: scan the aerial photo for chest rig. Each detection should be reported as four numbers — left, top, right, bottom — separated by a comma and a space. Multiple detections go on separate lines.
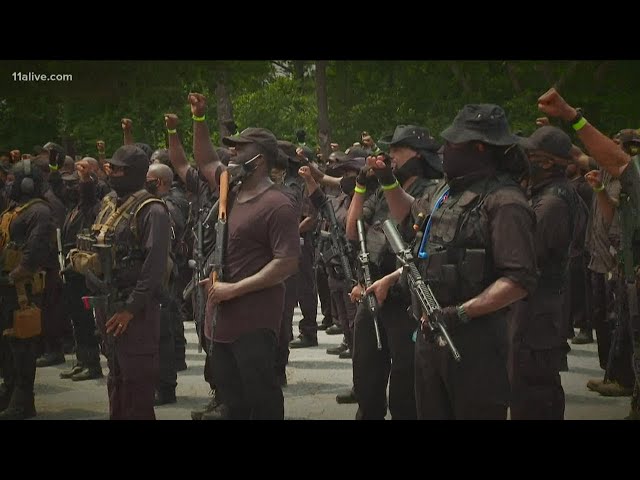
69, 189, 167, 288
421, 175, 518, 306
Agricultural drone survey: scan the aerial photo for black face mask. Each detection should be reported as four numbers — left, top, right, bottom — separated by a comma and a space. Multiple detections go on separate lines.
443, 144, 494, 180
227, 153, 260, 185
108, 174, 140, 197
339, 176, 357, 195
394, 156, 424, 185
145, 179, 160, 195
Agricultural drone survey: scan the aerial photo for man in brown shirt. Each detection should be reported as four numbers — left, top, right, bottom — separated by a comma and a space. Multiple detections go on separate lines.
190, 93, 300, 420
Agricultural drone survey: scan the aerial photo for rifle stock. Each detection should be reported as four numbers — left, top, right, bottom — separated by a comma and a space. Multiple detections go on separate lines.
321, 197, 355, 286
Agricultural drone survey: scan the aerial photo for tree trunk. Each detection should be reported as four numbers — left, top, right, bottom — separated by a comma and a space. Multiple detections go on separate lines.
555, 61, 580, 90
505, 62, 522, 93
315, 60, 331, 162
293, 61, 306, 81
449, 62, 472, 95
215, 73, 235, 139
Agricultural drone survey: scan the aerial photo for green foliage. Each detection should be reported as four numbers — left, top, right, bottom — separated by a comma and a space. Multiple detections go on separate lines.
1, 60, 639, 157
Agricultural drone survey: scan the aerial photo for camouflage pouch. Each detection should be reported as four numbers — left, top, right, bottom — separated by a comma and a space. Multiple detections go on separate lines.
68, 248, 101, 277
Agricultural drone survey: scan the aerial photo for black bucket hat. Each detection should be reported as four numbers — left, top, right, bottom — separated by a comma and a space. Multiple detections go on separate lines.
441, 104, 520, 146
389, 125, 441, 151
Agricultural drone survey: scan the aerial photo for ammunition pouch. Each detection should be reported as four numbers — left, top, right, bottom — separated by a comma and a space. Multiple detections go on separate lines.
68, 248, 102, 277
422, 247, 487, 306
2, 280, 42, 339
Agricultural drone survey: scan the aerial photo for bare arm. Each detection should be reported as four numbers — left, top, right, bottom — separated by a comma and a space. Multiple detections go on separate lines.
121, 118, 134, 146
345, 190, 366, 241
190, 93, 221, 191
299, 216, 316, 234
235, 257, 299, 296
165, 114, 190, 185
461, 277, 528, 319
538, 88, 628, 178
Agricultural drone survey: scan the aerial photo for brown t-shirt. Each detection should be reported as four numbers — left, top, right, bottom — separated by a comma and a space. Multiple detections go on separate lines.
214, 185, 301, 343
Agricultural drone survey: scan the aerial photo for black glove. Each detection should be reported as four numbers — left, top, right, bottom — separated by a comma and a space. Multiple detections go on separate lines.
372, 153, 396, 186
422, 305, 469, 337
356, 165, 370, 187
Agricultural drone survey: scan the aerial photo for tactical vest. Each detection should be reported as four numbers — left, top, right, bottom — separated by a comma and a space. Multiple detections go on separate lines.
421, 174, 519, 306
0, 198, 47, 293
532, 180, 587, 290
69, 189, 171, 290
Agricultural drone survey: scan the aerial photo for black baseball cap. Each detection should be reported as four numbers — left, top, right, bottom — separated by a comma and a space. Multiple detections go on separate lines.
519, 126, 572, 159
223, 127, 279, 163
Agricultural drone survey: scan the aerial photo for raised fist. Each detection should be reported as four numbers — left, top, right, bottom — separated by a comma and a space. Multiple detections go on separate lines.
584, 170, 603, 189
537, 88, 577, 122
121, 118, 133, 131
96, 140, 106, 153
164, 113, 179, 131
298, 165, 312, 180
188, 93, 207, 117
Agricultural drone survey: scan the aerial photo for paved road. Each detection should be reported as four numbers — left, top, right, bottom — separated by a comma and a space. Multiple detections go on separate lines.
28, 308, 631, 420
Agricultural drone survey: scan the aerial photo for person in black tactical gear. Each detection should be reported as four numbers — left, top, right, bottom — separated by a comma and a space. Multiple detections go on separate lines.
32, 150, 69, 368
272, 141, 304, 386
508, 126, 588, 420
165, 112, 221, 420
369, 108, 538, 420
146, 163, 189, 405
58, 160, 104, 382
71, 145, 170, 419
343, 124, 443, 418
0, 159, 56, 420
537, 87, 640, 420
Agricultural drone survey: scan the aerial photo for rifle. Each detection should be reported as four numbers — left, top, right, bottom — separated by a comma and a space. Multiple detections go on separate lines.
356, 218, 382, 351
208, 169, 229, 342
81, 243, 119, 371
381, 219, 461, 362
319, 196, 355, 286
189, 215, 206, 353
605, 273, 625, 383
56, 228, 66, 284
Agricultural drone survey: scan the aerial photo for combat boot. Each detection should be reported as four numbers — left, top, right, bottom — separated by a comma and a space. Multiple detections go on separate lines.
326, 342, 348, 355
191, 390, 221, 420
154, 389, 177, 406
0, 383, 13, 412
597, 381, 633, 397
336, 387, 357, 404
36, 351, 65, 368
201, 403, 232, 420
289, 335, 318, 348
60, 363, 84, 379
71, 366, 103, 381
587, 378, 605, 392
572, 329, 594, 344
325, 325, 343, 336
0, 387, 36, 420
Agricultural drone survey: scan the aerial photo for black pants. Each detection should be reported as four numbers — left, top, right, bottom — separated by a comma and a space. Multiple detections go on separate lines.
0, 285, 39, 394
509, 345, 565, 420
328, 276, 356, 349
63, 274, 101, 368
415, 316, 510, 420
316, 258, 332, 324
297, 235, 318, 339
352, 298, 417, 420
212, 329, 283, 420
41, 269, 71, 355
158, 302, 177, 392
275, 275, 296, 375
568, 254, 590, 331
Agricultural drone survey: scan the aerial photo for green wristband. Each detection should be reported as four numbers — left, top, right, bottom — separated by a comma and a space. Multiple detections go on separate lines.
192, 114, 206, 122
354, 184, 367, 194
167, 129, 177, 134
593, 184, 605, 193
572, 117, 588, 131
380, 180, 400, 191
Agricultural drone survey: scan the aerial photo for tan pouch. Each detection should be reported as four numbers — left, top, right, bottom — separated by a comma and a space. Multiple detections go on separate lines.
2, 247, 22, 273
68, 249, 101, 276
4, 281, 42, 339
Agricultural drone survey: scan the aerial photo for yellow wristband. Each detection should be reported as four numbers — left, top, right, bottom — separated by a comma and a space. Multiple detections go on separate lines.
354, 184, 367, 194
167, 129, 177, 134
192, 114, 206, 122
593, 184, 605, 193
49, 164, 59, 171
381, 180, 400, 191
572, 117, 588, 131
